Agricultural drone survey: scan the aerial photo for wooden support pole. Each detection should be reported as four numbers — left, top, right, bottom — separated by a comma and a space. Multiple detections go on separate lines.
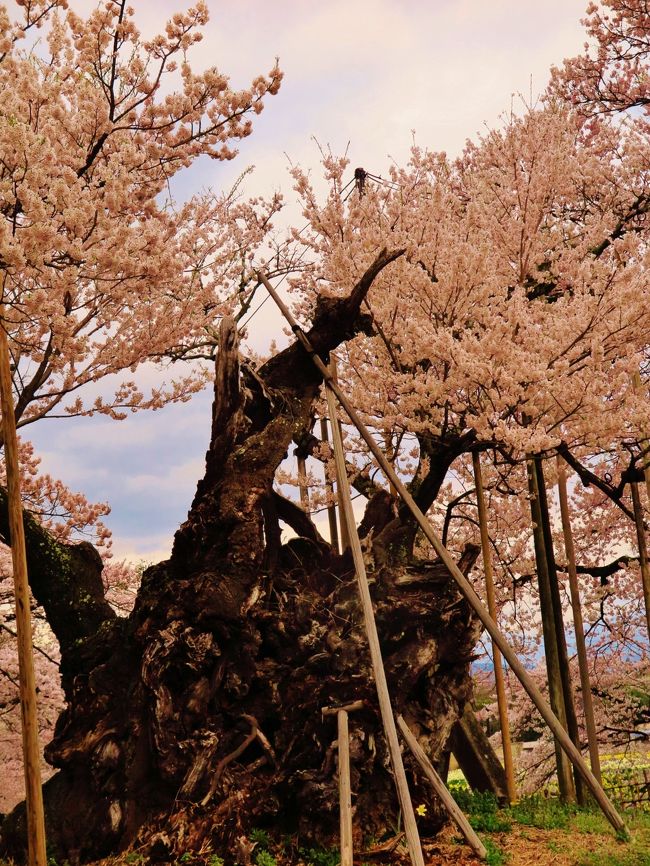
556, 457, 602, 786
527, 460, 576, 802
630, 372, 650, 642
323, 702, 364, 866
535, 457, 585, 804
397, 716, 487, 861
630, 480, 650, 643
259, 270, 628, 837
337, 709, 353, 866
0, 310, 47, 866
320, 417, 340, 553
297, 454, 310, 511
325, 384, 425, 866
329, 361, 350, 552
471, 453, 516, 803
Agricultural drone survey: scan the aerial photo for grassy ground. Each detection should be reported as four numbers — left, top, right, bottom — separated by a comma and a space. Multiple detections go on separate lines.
2, 793, 648, 866
439, 790, 650, 866
81, 797, 650, 866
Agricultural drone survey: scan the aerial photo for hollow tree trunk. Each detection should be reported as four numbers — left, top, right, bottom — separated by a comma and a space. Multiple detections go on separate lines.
1, 253, 483, 863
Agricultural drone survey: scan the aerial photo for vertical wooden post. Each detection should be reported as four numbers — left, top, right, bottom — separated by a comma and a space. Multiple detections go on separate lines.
329, 362, 350, 552
630, 371, 650, 642
337, 710, 353, 866
630, 481, 650, 643
297, 454, 310, 511
325, 385, 425, 866
322, 700, 364, 866
527, 459, 576, 802
535, 458, 585, 804
320, 417, 340, 554
384, 433, 398, 499
471, 452, 516, 803
556, 457, 602, 785
0, 309, 47, 866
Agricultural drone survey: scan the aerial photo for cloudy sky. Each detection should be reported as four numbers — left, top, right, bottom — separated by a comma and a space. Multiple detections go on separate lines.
29, 0, 588, 564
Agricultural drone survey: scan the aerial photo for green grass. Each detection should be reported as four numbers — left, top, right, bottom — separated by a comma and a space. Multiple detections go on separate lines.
575, 845, 650, 866
509, 795, 573, 830
483, 837, 508, 866
297, 847, 340, 866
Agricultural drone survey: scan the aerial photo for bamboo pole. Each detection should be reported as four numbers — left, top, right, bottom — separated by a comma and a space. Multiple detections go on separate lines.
556, 457, 602, 785
320, 417, 340, 553
471, 452, 516, 803
325, 384, 425, 866
258, 270, 628, 836
397, 716, 487, 861
0, 309, 47, 866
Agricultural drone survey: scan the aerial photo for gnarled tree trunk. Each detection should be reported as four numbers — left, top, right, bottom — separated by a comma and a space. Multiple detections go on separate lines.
1, 255, 483, 863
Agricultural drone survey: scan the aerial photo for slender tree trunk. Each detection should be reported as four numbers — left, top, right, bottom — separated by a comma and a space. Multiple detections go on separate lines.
527, 459, 575, 802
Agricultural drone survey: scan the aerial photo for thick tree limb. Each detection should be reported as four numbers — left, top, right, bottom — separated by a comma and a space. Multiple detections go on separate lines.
557, 554, 640, 585
0, 488, 115, 660
558, 445, 635, 522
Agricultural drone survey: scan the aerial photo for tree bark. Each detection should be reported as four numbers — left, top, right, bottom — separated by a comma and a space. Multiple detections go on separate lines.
1, 259, 484, 863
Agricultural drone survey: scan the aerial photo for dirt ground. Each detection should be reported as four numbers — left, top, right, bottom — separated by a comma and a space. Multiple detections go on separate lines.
414, 821, 650, 866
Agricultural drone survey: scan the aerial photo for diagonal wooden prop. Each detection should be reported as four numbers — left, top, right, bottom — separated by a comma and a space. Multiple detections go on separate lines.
258, 271, 628, 837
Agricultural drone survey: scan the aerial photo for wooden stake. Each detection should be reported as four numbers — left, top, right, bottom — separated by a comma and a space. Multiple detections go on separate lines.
0, 309, 47, 866
397, 716, 487, 861
556, 457, 602, 785
260, 272, 628, 836
325, 384, 425, 866
337, 710, 353, 866
471, 452, 516, 803
323, 702, 364, 866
